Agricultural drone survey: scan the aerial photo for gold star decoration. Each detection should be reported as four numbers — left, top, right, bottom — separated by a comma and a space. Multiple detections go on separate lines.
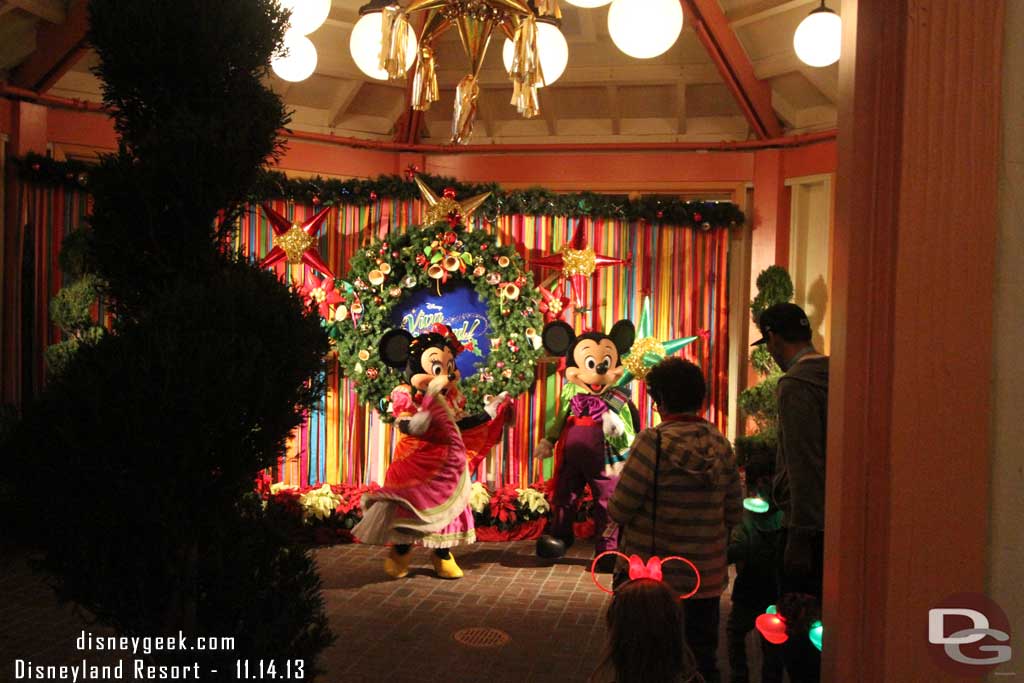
414, 176, 491, 228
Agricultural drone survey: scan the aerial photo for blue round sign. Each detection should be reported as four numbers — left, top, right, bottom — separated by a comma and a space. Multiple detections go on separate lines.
389, 281, 491, 378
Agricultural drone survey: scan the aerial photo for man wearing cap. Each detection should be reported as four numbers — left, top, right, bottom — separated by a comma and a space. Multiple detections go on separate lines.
752, 302, 828, 682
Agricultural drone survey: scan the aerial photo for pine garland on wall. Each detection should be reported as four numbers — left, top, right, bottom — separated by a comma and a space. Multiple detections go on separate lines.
16, 154, 746, 229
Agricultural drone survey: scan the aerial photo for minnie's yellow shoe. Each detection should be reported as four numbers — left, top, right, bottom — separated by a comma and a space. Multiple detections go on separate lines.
432, 553, 464, 579
384, 548, 411, 578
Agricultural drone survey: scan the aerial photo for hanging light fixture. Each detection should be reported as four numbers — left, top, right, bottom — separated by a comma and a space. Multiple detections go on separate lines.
793, 0, 841, 67
278, 0, 332, 36
607, 0, 683, 60
501, 18, 568, 87
348, 0, 561, 144
351, 4, 419, 80
272, 29, 319, 82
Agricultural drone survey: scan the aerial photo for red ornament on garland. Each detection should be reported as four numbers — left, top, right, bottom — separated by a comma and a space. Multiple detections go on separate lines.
443, 187, 457, 199
404, 164, 420, 181
311, 195, 321, 206
693, 212, 702, 222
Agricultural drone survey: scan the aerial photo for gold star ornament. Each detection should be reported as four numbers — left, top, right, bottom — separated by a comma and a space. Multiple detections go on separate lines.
414, 176, 491, 227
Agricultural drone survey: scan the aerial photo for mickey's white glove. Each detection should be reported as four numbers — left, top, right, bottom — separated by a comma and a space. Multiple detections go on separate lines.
602, 410, 625, 439
535, 438, 554, 460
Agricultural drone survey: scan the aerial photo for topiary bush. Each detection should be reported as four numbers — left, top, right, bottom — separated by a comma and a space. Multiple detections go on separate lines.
736, 266, 794, 466
4, 0, 336, 675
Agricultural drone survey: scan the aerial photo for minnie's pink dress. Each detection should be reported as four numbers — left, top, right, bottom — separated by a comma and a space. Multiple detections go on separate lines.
353, 387, 508, 548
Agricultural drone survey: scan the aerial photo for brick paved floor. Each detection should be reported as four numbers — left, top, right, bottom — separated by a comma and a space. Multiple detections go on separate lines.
1, 539, 775, 683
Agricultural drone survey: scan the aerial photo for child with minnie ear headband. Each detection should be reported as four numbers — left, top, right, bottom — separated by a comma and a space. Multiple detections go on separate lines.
588, 555, 705, 683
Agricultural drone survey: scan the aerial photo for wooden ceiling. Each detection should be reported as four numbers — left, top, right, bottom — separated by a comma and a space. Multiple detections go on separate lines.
0, 0, 841, 145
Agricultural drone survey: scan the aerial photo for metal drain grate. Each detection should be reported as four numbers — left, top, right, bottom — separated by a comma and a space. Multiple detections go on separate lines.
452, 627, 511, 648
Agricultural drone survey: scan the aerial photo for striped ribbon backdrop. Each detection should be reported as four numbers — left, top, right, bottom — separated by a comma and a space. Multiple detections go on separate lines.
9, 190, 730, 489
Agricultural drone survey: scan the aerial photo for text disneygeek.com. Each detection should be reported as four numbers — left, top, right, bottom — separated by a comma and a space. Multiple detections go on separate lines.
11, 630, 239, 681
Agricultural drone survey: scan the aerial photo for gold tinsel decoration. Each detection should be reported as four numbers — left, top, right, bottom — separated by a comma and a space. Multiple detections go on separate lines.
275, 226, 316, 264
425, 197, 462, 224
562, 247, 596, 277
622, 337, 666, 380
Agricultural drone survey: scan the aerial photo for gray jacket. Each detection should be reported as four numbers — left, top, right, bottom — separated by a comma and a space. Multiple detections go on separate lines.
772, 355, 829, 531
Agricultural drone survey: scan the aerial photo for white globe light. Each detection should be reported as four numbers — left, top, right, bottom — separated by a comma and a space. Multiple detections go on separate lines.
564, 0, 611, 8
608, 0, 683, 60
793, 7, 841, 67
501, 22, 569, 87
349, 11, 419, 81
272, 30, 318, 82
279, 0, 331, 36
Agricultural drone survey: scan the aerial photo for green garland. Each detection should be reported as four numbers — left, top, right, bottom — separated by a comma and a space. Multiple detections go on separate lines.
16, 154, 746, 227
329, 218, 544, 420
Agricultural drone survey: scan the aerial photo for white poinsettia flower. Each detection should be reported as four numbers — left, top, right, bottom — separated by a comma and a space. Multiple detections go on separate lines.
470, 481, 491, 513
516, 487, 550, 515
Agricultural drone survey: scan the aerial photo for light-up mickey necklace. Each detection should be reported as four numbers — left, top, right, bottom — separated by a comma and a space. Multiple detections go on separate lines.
756, 604, 824, 651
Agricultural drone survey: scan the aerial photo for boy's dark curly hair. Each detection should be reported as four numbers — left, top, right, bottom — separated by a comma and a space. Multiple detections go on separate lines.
645, 357, 706, 413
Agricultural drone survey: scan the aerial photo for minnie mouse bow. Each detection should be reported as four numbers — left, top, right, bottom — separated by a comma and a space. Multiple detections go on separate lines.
429, 323, 473, 354
590, 551, 702, 600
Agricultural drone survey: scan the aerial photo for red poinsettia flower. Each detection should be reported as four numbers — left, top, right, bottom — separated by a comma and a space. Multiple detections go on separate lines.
538, 282, 575, 323
298, 270, 345, 319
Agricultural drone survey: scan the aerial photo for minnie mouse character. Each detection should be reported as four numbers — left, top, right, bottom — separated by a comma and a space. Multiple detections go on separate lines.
534, 320, 639, 568
353, 323, 512, 579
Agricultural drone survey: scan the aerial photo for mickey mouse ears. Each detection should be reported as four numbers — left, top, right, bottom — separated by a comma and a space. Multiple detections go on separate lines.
589, 551, 702, 600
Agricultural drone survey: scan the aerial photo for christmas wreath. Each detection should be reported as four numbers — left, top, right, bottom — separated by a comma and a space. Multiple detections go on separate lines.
328, 217, 544, 419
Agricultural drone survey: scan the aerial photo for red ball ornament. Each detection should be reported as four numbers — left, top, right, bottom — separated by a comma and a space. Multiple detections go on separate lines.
31, 163, 41, 172
502, 309, 511, 317
443, 187, 457, 199
366, 367, 379, 379
656, 210, 664, 219
496, 361, 505, 368
693, 212, 703, 222
392, 251, 400, 259
312, 195, 321, 205
480, 243, 488, 251
443, 231, 457, 245
373, 295, 383, 305
370, 191, 378, 201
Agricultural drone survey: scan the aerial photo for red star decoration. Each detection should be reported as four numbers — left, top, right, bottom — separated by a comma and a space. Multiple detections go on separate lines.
531, 223, 630, 309
297, 270, 345, 319
259, 204, 335, 279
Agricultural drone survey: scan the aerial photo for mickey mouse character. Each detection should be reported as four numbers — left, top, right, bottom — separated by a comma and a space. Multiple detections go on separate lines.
535, 320, 639, 568
352, 323, 512, 580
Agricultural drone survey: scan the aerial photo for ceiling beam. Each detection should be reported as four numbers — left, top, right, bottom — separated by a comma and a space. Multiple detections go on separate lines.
752, 51, 838, 104
606, 85, 620, 135
328, 80, 363, 128
10, 0, 87, 92
675, 82, 687, 135
682, 0, 783, 139
0, 15, 36, 70
7, 0, 65, 23
727, 0, 816, 29
541, 89, 557, 136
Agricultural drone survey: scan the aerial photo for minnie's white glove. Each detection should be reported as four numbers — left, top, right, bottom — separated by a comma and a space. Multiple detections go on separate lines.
535, 438, 554, 460
483, 391, 510, 419
406, 410, 432, 435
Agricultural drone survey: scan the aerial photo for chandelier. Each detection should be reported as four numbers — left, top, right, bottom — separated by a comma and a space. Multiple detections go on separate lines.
349, 0, 567, 144
271, 0, 689, 144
